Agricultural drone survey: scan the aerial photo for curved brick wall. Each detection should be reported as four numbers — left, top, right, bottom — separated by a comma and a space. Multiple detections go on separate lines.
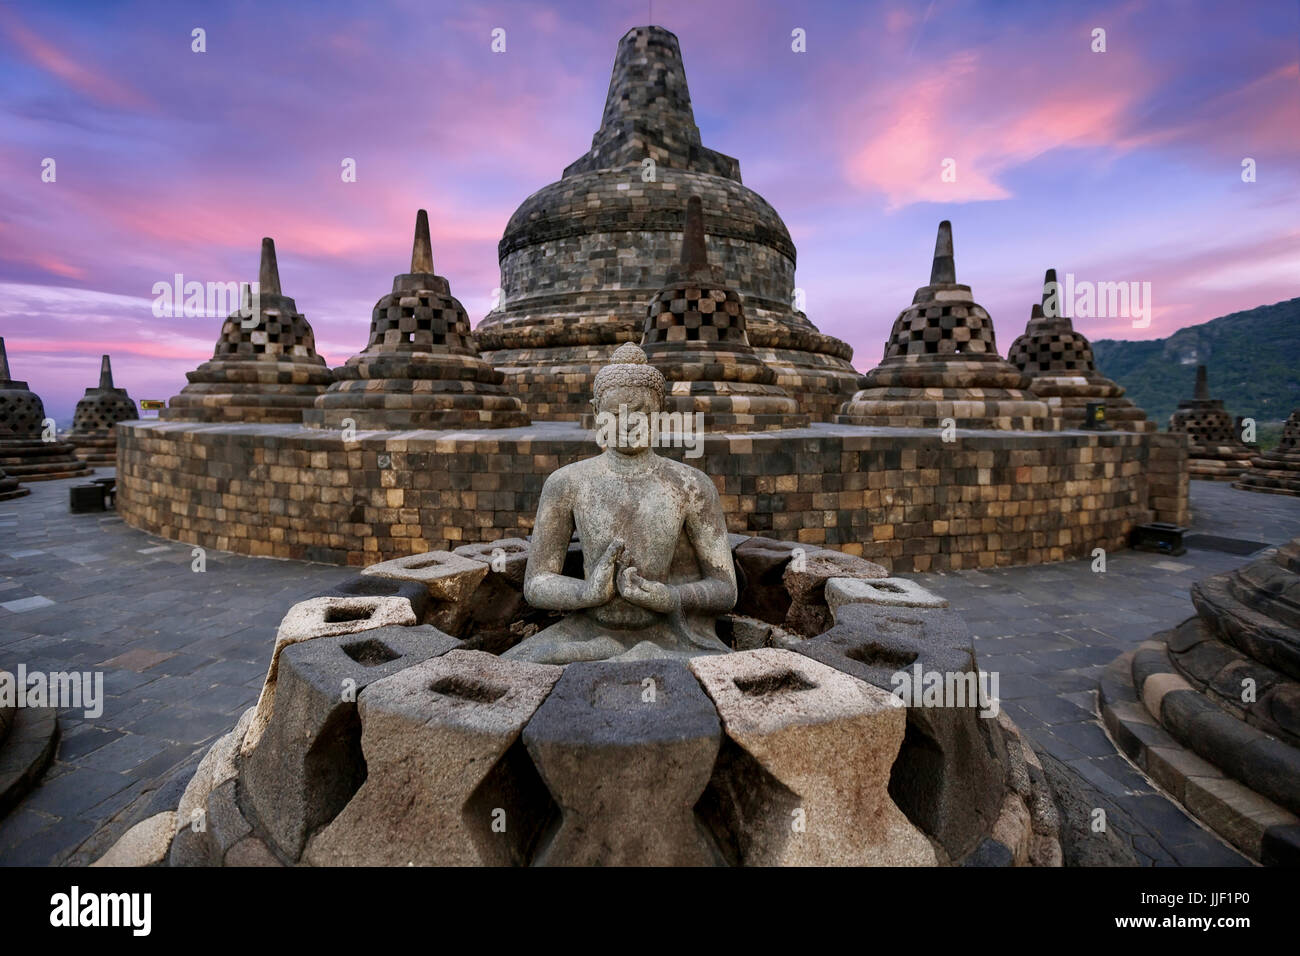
117, 421, 1169, 571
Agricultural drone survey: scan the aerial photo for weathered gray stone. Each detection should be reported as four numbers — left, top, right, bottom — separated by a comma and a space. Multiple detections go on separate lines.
793, 603, 1006, 860
362, 550, 489, 603
303, 650, 562, 866
240, 625, 459, 861
689, 648, 934, 866
244, 595, 416, 754
90, 812, 176, 867
522, 659, 723, 866
782, 549, 889, 636
825, 576, 949, 613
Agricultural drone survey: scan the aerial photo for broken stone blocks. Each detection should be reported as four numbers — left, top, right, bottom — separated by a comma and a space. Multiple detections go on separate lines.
240, 625, 459, 861
303, 650, 561, 866
244, 595, 417, 754
794, 603, 1006, 860
453, 538, 534, 652
689, 648, 934, 866
364, 549, 491, 636
523, 660, 722, 865
825, 576, 949, 613
782, 548, 889, 636
363, 549, 489, 603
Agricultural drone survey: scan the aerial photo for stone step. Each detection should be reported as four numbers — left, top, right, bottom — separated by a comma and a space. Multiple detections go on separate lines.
1229, 559, 1300, 632
1130, 639, 1300, 817
1165, 617, 1300, 746
1191, 572, 1300, 681
1099, 648, 1297, 864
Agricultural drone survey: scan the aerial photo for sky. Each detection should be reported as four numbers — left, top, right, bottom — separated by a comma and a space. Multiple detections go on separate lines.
1, 0, 1296, 422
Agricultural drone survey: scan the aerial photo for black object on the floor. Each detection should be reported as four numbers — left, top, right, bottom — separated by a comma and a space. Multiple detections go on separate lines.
69, 483, 108, 513
1130, 522, 1188, 556
1182, 533, 1270, 556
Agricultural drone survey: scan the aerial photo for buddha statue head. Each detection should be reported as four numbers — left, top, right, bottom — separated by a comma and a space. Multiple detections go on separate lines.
591, 342, 667, 456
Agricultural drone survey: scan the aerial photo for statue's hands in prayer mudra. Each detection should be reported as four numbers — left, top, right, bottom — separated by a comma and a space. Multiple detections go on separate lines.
503, 343, 736, 664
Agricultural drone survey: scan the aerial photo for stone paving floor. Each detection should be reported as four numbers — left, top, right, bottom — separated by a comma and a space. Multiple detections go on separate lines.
0, 473, 1297, 866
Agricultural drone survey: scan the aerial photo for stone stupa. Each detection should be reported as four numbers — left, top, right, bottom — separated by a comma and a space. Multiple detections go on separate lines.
306, 210, 529, 430
476, 25, 858, 422
1167, 365, 1253, 479
162, 238, 332, 423
67, 355, 138, 466
0, 338, 90, 481
636, 195, 808, 432
1235, 409, 1300, 496
837, 222, 1057, 431
1007, 269, 1153, 431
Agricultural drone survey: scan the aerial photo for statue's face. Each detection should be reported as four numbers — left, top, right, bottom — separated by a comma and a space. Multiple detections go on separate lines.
594, 385, 661, 456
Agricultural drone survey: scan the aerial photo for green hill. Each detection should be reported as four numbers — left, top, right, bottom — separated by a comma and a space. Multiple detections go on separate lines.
1091, 297, 1300, 427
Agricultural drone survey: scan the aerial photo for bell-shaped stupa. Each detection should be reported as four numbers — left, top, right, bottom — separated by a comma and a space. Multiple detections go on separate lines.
162, 238, 332, 423
637, 195, 808, 432
1168, 365, 1253, 479
0, 338, 91, 480
837, 222, 1057, 430
68, 355, 139, 465
1235, 408, 1300, 496
476, 25, 858, 422
1007, 269, 1153, 431
306, 210, 529, 430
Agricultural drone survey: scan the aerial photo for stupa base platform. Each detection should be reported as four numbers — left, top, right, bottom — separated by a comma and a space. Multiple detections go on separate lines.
1235, 457, 1300, 497
0, 440, 92, 481
0, 485, 29, 501
1188, 452, 1253, 481
70, 435, 118, 467
118, 419, 1176, 571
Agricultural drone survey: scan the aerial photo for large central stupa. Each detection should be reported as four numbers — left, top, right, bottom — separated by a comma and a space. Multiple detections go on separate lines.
476, 25, 858, 421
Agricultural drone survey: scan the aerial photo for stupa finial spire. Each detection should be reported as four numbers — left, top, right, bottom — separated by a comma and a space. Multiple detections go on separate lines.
0, 337, 9, 381
681, 195, 708, 269
1039, 268, 1060, 318
99, 354, 114, 390
259, 238, 281, 297
411, 209, 434, 274
930, 220, 956, 285
1195, 364, 1210, 400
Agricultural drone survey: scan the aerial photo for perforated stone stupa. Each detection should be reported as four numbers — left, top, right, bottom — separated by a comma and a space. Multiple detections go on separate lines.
68, 355, 138, 466
0, 338, 90, 481
1167, 365, 1253, 480
637, 195, 808, 432
306, 211, 529, 430
1007, 270, 1153, 432
476, 25, 858, 422
837, 222, 1057, 431
162, 239, 332, 423
1236, 409, 1300, 496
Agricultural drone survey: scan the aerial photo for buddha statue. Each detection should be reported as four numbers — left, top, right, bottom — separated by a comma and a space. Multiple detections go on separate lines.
503, 343, 736, 664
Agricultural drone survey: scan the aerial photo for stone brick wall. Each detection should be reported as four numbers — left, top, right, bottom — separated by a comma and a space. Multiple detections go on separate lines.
1147, 431, 1190, 525
117, 421, 1159, 572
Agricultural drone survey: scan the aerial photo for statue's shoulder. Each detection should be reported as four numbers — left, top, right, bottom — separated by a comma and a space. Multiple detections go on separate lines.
660, 456, 717, 494
544, 458, 595, 490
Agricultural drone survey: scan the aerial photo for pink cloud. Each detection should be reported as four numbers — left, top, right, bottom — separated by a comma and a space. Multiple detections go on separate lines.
0, 12, 150, 111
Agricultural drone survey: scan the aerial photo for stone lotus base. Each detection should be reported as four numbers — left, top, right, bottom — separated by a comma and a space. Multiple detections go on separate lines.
96, 536, 1061, 867
116, 419, 1173, 572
